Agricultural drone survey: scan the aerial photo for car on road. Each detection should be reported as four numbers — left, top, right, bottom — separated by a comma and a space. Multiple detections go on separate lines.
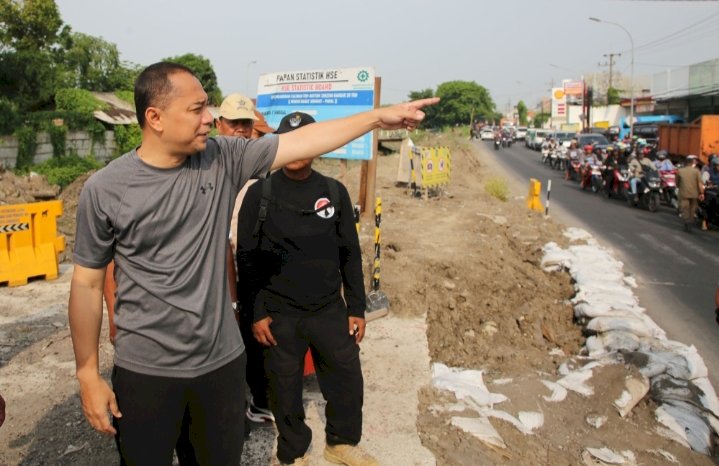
577, 133, 610, 151
480, 127, 495, 140
515, 127, 528, 140
554, 131, 576, 148
528, 129, 551, 150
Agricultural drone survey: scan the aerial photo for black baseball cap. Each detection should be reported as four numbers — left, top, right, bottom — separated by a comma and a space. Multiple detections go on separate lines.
274, 112, 316, 134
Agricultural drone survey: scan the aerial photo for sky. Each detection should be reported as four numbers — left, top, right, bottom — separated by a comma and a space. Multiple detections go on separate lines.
54, 0, 719, 109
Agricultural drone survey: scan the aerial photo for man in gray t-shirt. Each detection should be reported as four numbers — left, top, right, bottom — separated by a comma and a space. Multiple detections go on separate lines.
68, 61, 437, 465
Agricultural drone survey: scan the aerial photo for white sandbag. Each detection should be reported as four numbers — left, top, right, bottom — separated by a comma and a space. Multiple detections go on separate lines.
586, 316, 656, 339
451, 416, 506, 449
484, 408, 543, 435
693, 376, 719, 421
432, 363, 507, 409
648, 449, 679, 463
518, 411, 544, 432
541, 380, 568, 402
613, 375, 650, 418
640, 351, 703, 381
585, 336, 607, 358
582, 447, 637, 465
655, 402, 713, 455
599, 331, 643, 353
557, 369, 594, 397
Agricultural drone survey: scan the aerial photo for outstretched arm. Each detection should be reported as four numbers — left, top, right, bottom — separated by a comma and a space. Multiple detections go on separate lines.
271, 97, 439, 170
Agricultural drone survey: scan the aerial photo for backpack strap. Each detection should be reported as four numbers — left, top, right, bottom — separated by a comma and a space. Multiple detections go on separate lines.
252, 177, 273, 239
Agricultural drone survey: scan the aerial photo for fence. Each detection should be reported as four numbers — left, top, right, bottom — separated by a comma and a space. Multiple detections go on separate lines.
0, 130, 117, 168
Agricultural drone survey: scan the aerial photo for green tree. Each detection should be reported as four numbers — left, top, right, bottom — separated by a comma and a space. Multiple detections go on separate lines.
433, 81, 496, 128
0, 0, 70, 110
517, 100, 528, 126
61, 32, 138, 91
532, 112, 551, 128
607, 87, 621, 105
164, 53, 222, 105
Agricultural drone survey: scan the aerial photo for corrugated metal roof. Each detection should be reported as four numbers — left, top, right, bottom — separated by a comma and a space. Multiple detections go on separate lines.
91, 92, 137, 125
88, 92, 221, 124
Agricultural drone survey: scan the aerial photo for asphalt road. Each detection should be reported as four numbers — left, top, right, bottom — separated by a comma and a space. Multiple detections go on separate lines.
476, 139, 719, 386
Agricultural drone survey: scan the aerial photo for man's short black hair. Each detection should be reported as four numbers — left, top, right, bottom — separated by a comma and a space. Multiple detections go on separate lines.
134, 62, 197, 128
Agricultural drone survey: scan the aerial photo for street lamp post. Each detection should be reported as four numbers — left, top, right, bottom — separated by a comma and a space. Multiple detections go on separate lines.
589, 17, 635, 139
245, 59, 257, 96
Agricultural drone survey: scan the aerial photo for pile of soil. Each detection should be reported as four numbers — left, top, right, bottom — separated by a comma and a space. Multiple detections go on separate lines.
0, 169, 58, 205
57, 171, 95, 262
0, 134, 714, 465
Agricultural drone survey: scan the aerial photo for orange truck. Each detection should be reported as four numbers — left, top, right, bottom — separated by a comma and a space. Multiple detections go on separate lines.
658, 115, 719, 164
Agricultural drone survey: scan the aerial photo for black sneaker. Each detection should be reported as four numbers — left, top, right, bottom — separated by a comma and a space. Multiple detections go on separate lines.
246, 401, 274, 423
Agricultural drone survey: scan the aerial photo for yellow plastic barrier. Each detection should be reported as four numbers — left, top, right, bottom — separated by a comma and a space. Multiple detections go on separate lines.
526, 178, 544, 212
0, 200, 65, 287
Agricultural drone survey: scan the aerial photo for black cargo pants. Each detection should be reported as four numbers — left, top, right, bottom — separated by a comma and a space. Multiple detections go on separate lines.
266, 299, 363, 464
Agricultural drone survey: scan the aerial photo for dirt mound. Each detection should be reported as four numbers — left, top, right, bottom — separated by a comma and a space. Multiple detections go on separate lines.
58, 171, 95, 262
0, 169, 58, 205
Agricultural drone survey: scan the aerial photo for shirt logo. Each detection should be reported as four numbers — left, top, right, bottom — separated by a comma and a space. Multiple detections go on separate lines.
200, 182, 214, 195
314, 197, 335, 219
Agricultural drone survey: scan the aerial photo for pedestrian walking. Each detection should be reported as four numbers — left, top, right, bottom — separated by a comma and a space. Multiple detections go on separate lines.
676, 155, 705, 232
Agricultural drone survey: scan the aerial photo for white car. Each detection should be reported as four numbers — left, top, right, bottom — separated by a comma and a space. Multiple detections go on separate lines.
480, 128, 495, 140
515, 127, 528, 140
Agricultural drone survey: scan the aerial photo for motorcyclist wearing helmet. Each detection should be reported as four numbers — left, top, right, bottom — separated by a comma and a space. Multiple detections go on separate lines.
628, 150, 655, 202
654, 150, 675, 171
602, 146, 619, 190
703, 155, 719, 186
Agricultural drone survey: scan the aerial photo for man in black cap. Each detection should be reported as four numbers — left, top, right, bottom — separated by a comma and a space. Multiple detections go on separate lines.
236, 112, 375, 466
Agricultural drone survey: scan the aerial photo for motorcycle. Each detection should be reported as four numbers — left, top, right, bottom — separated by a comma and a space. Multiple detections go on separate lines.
698, 186, 719, 228
603, 165, 631, 200
494, 137, 501, 151
541, 145, 551, 165
658, 169, 679, 209
566, 157, 582, 182
627, 168, 661, 212
581, 162, 604, 193
554, 147, 569, 171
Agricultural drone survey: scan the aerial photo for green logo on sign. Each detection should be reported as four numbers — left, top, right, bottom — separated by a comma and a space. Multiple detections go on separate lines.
357, 70, 369, 82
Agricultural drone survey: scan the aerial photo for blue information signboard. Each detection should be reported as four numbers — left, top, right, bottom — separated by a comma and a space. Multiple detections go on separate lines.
256, 66, 375, 160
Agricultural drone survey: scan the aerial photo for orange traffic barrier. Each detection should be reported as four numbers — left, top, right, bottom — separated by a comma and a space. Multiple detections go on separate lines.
0, 200, 65, 287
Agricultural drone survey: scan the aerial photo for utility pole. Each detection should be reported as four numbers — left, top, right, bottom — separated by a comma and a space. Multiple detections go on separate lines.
598, 52, 620, 104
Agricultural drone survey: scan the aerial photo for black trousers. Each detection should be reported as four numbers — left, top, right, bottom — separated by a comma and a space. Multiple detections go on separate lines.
239, 309, 271, 409
266, 300, 363, 464
112, 353, 246, 466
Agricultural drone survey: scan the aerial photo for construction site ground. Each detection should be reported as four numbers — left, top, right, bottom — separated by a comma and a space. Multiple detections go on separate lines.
0, 133, 714, 465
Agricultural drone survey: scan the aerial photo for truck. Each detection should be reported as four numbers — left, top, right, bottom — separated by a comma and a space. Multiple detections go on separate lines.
658, 115, 719, 164
619, 114, 684, 143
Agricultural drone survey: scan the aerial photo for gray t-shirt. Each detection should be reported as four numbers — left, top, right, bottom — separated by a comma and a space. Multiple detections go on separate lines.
74, 136, 278, 377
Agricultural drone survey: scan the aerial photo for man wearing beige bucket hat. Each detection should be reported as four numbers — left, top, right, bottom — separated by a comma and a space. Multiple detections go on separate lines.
215, 93, 259, 139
